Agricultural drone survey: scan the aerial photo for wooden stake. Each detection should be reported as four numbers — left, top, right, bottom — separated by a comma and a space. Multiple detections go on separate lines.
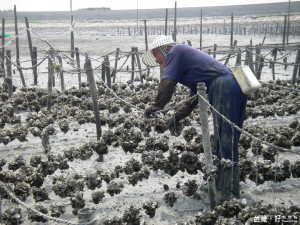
131, 47, 135, 81
291, 47, 300, 85
197, 82, 217, 210
57, 55, 65, 91
25, 17, 38, 85
112, 48, 120, 83
5, 50, 13, 97
75, 47, 81, 88
14, 5, 26, 87
85, 58, 102, 141
33, 47, 38, 85
105, 55, 111, 88
1, 18, 5, 77
47, 56, 53, 111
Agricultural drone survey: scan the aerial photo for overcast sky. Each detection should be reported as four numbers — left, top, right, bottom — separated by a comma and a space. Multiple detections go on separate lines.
0, 0, 295, 11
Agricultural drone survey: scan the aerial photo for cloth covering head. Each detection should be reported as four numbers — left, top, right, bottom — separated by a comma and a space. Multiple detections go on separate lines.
142, 35, 176, 67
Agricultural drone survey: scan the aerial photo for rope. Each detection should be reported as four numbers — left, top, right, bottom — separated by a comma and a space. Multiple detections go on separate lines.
0, 182, 99, 225
196, 91, 300, 155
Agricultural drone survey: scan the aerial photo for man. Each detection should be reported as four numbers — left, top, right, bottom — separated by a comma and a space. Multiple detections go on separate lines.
142, 35, 248, 204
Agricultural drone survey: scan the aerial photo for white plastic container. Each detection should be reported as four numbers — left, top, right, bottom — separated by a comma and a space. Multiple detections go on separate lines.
232, 65, 261, 95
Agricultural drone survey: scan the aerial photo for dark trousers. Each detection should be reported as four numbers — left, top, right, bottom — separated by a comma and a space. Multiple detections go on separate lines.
208, 75, 248, 204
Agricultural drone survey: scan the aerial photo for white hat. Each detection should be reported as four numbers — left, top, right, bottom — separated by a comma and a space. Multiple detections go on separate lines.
142, 35, 176, 67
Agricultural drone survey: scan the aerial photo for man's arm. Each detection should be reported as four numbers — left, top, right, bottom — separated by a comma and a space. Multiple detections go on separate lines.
174, 94, 198, 122
145, 78, 176, 116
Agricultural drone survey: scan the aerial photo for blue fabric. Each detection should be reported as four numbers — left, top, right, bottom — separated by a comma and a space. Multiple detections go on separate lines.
161, 44, 248, 204
208, 75, 248, 203
162, 44, 232, 96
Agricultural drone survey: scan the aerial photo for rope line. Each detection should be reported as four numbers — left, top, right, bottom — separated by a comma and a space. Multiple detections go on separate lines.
0, 182, 99, 225
196, 91, 299, 155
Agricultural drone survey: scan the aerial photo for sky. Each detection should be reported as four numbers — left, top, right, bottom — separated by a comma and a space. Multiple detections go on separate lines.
0, 0, 296, 12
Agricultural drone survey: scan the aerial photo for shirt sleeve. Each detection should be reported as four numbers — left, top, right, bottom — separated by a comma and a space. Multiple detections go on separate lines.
174, 94, 198, 122
150, 78, 176, 111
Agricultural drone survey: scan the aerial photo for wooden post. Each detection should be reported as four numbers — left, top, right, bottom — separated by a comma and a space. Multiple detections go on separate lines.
282, 15, 287, 45
33, 47, 38, 85
131, 47, 135, 81
224, 40, 237, 66
14, 5, 26, 87
144, 20, 148, 50
112, 48, 120, 83
5, 50, 13, 97
173, 1, 177, 42
230, 13, 234, 47
271, 48, 277, 80
105, 55, 111, 88
1, 18, 5, 77
200, 9, 203, 50
75, 47, 81, 88
42, 131, 50, 154
255, 44, 261, 76
25, 17, 38, 85
291, 47, 300, 85
165, 9, 168, 35
245, 45, 255, 74
213, 44, 217, 58
85, 58, 102, 141
47, 56, 53, 111
71, 15, 75, 58
135, 47, 143, 83
101, 61, 106, 82
57, 55, 65, 91
197, 82, 217, 210
287, 0, 291, 44
235, 48, 242, 66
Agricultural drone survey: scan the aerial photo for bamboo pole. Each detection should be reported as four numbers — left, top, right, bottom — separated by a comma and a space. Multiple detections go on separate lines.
70, 4, 75, 59
291, 47, 300, 85
105, 55, 111, 88
224, 40, 237, 66
101, 61, 106, 82
213, 44, 217, 58
135, 47, 143, 83
47, 56, 53, 111
165, 9, 168, 35
5, 50, 13, 97
282, 15, 287, 45
85, 58, 102, 141
287, 0, 291, 44
197, 82, 217, 210
230, 13, 234, 47
235, 48, 242, 66
144, 20, 148, 50
33, 47, 38, 85
75, 47, 81, 88
57, 55, 65, 91
1, 18, 5, 77
25, 17, 38, 85
14, 5, 26, 87
255, 44, 262, 79
112, 48, 120, 83
271, 48, 277, 80
200, 9, 203, 50
173, 1, 177, 42
131, 47, 135, 81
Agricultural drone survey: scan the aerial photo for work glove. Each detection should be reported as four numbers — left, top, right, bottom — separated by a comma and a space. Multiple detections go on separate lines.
167, 115, 183, 136
144, 105, 157, 118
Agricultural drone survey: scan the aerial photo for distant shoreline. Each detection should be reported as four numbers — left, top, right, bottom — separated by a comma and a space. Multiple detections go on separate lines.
1, 2, 300, 21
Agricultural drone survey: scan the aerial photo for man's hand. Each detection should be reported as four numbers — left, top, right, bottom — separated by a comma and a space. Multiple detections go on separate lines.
167, 116, 182, 136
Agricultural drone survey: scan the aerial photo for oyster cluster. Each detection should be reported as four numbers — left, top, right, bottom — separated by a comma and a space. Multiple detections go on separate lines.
0, 78, 299, 224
